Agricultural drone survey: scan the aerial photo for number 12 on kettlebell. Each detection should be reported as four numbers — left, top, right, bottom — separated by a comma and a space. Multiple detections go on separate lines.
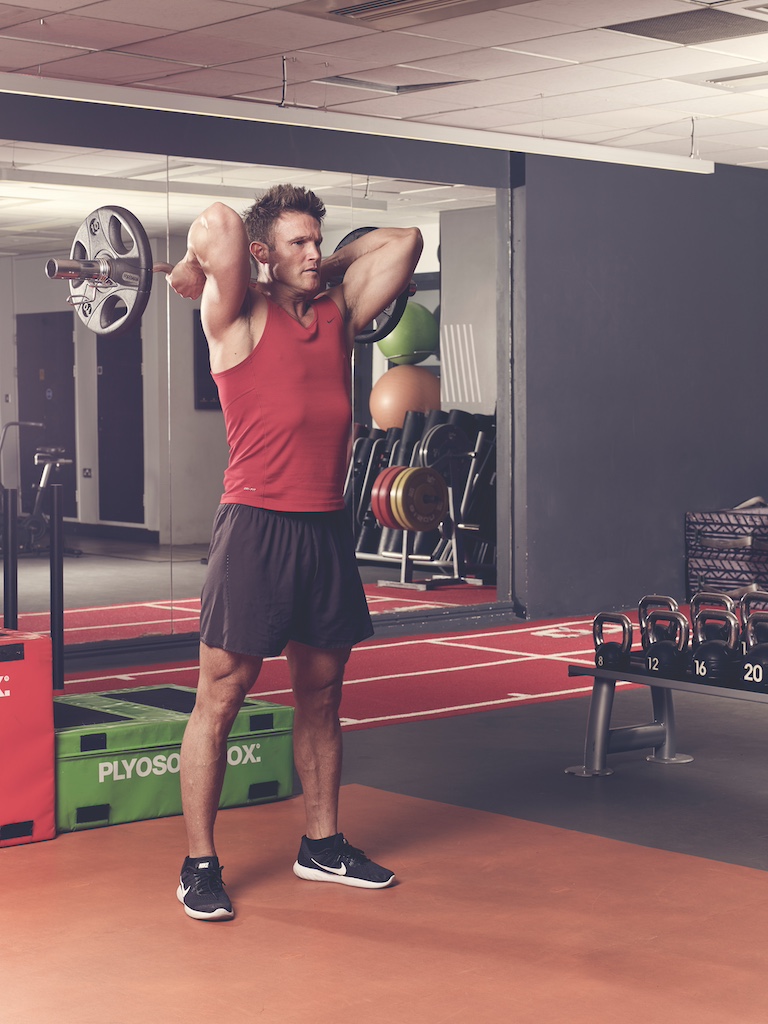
644, 609, 689, 678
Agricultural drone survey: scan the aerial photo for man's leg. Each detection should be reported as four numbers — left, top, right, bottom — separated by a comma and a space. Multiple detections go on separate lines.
177, 642, 262, 921
181, 641, 263, 856
285, 639, 348, 840
287, 640, 394, 889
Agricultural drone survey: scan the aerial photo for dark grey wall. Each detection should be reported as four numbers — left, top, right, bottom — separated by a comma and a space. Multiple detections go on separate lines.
0, 94, 516, 189
517, 155, 768, 618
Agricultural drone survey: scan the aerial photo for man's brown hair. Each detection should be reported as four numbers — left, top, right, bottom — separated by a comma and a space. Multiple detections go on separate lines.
243, 184, 326, 250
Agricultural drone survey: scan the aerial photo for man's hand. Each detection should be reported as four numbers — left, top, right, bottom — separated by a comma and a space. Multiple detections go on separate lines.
166, 258, 207, 300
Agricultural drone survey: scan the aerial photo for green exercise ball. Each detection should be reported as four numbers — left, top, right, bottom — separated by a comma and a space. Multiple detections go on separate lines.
377, 301, 439, 365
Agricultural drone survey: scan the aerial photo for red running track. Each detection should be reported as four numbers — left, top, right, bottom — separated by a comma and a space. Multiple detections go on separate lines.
63, 617, 638, 731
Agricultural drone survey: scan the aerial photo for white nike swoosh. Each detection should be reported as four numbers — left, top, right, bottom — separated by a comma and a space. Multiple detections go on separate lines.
311, 858, 347, 875
180, 883, 191, 896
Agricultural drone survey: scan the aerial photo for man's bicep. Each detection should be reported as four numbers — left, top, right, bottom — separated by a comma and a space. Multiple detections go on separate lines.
342, 229, 422, 334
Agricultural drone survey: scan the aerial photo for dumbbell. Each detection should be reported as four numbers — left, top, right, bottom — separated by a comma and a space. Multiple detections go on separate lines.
741, 611, 768, 692
739, 590, 768, 656
593, 612, 633, 670
638, 595, 680, 649
643, 609, 690, 678
688, 608, 741, 686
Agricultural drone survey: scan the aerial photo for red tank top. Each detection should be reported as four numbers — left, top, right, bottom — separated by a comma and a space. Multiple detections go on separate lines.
213, 293, 351, 512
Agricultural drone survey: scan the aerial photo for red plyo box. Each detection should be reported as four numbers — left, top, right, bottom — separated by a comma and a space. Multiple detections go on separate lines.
0, 629, 55, 847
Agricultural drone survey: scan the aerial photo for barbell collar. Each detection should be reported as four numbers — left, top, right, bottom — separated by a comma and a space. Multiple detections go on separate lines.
45, 257, 113, 283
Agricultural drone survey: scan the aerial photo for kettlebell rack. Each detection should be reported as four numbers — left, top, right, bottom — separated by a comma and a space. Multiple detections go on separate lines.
565, 662, 768, 778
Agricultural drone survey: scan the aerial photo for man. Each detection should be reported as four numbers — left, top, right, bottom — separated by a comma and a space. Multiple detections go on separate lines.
168, 184, 423, 921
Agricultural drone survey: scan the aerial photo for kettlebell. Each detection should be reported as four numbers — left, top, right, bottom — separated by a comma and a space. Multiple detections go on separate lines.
738, 590, 768, 657
643, 609, 689, 679
690, 591, 736, 645
688, 608, 741, 686
638, 595, 680, 650
593, 612, 633, 670
741, 610, 768, 692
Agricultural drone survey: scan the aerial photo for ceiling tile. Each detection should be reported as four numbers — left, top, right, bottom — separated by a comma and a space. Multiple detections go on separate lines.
655, 91, 768, 115
397, 9, 580, 47
63, 0, 259, 31
595, 47, 760, 77
412, 106, 544, 129
503, 28, 680, 61
691, 35, 768, 61
25, 50, 199, 82
0, 5, 49, 31
0, 14, 173, 48
403, 47, 568, 80
136, 67, 278, 96
0, 36, 82, 68
323, 91, 474, 118
223, 49, 381, 82
118, 31, 271, 65
300, 31, 477, 62
510, 0, 684, 31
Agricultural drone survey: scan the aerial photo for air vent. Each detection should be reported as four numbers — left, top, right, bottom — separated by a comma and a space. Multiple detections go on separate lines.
287, 0, 531, 30
330, 0, 476, 20
607, 8, 768, 44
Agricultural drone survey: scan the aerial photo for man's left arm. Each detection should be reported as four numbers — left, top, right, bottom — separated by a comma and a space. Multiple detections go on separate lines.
323, 228, 423, 337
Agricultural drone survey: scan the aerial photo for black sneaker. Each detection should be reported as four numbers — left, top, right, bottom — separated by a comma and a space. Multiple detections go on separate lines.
293, 833, 395, 889
177, 856, 234, 921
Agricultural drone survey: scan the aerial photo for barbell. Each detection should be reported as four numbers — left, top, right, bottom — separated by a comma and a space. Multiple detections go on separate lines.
45, 207, 413, 342
45, 206, 171, 338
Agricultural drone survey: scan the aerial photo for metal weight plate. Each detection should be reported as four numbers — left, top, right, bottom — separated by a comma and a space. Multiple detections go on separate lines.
390, 466, 448, 532
417, 423, 470, 468
371, 466, 407, 531
332, 226, 411, 345
69, 206, 153, 337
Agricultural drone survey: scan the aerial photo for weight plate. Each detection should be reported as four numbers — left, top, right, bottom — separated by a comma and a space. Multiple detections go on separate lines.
391, 466, 448, 532
389, 468, 418, 530
371, 465, 407, 531
417, 423, 470, 468
69, 206, 153, 338
333, 226, 411, 345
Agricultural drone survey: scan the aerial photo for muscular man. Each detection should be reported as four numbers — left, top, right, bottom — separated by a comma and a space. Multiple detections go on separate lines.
168, 184, 423, 920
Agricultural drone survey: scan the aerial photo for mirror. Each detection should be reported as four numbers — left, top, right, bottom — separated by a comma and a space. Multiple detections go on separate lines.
0, 136, 506, 651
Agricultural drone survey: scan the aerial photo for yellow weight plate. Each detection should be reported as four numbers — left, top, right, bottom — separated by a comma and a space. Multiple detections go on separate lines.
389, 467, 419, 530
392, 467, 448, 532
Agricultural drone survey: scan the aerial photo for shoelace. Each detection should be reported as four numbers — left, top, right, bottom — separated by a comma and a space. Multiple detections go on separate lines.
191, 865, 226, 896
338, 840, 368, 866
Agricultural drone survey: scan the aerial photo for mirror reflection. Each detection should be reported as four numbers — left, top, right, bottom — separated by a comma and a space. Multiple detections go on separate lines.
0, 140, 502, 649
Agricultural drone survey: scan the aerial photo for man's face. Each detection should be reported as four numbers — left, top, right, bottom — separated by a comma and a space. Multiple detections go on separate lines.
261, 211, 322, 294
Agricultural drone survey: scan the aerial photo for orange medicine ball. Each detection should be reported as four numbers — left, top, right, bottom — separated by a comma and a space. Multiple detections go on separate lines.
368, 364, 441, 430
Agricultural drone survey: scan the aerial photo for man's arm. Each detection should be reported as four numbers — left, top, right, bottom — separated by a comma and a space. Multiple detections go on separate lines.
323, 227, 423, 337
167, 202, 251, 340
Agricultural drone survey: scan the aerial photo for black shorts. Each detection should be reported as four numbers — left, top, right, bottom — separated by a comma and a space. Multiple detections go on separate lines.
199, 504, 374, 659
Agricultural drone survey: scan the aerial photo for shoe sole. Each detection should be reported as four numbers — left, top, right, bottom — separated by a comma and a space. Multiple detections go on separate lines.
292, 861, 395, 888
176, 883, 234, 920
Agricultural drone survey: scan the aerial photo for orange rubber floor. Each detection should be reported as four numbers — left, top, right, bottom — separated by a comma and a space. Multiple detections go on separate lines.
3, 783, 767, 1024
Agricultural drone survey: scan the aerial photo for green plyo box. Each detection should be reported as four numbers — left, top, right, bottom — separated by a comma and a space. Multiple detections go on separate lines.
53, 685, 294, 832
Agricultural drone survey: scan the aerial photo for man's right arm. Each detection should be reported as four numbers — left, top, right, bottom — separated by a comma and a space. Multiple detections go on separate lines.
167, 203, 251, 341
